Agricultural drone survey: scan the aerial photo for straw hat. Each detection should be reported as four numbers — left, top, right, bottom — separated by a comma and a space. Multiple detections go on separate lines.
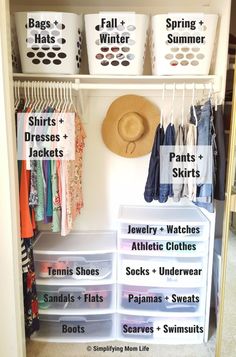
102, 95, 160, 158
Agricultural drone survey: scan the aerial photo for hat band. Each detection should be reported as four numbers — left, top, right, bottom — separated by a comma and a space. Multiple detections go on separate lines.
126, 141, 136, 155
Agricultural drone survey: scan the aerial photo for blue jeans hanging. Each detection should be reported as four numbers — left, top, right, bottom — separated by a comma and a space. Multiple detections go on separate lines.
190, 100, 215, 213
159, 123, 175, 203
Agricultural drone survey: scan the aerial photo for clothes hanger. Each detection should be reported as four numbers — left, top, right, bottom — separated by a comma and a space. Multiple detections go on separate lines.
69, 82, 76, 113
48, 82, 54, 110
45, 82, 50, 110
65, 83, 69, 112
181, 83, 185, 127
13, 81, 17, 109
14, 81, 21, 110
192, 82, 198, 127
14, 81, 19, 110
39, 82, 45, 113
35, 81, 39, 112
51, 82, 57, 111
30, 81, 35, 111
33, 82, 39, 112
170, 82, 175, 126
160, 83, 165, 128
61, 82, 68, 113
23, 81, 30, 111
58, 82, 64, 112
208, 81, 213, 100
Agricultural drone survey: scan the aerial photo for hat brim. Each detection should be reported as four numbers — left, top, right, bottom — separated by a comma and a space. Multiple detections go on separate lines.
102, 95, 160, 158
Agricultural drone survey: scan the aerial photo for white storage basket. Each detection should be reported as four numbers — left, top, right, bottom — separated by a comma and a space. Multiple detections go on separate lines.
15, 12, 83, 74
85, 13, 149, 75
151, 13, 218, 75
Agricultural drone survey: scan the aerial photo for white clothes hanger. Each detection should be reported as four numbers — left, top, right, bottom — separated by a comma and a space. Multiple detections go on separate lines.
181, 82, 185, 127
160, 83, 165, 128
51, 82, 57, 110
48, 82, 54, 109
170, 82, 175, 126
39, 82, 46, 112
14, 81, 20, 110
62, 82, 68, 113
208, 81, 213, 100
192, 82, 198, 126
44, 82, 50, 109
13, 82, 17, 109
70, 82, 77, 113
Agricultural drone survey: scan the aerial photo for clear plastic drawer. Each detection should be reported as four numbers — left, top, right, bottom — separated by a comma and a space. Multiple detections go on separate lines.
34, 252, 114, 282
37, 284, 115, 312
118, 206, 209, 240
119, 222, 208, 240
31, 314, 115, 342
119, 238, 208, 257
118, 285, 205, 315
119, 255, 207, 287
118, 314, 205, 344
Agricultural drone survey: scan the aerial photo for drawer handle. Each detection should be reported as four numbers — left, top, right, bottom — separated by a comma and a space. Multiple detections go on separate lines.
59, 317, 110, 323
59, 316, 87, 323
58, 287, 86, 293
57, 257, 88, 263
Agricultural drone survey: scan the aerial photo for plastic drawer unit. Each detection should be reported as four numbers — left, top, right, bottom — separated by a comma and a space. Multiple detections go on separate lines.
119, 255, 207, 287
33, 231, 116, 284
31, 314, 115, 342
118, 314, 205, 344
118, 285, 205, 315
117, 205, 211, 345
37, 284, 115, 313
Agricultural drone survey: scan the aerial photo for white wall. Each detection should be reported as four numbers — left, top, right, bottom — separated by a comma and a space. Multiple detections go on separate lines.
72, 91, 215, 231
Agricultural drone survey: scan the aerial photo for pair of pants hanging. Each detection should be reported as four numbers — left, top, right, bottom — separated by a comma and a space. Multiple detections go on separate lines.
190, 100, 214, 213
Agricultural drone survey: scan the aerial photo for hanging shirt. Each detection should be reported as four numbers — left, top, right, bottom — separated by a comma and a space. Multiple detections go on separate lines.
51, 160, 61, 232
144, 124, 165, 202
61, 114, 86, 236
29, 160, 38, 207
213, 105, 226, 200
173, 124, 184, 202
21, 239, 30, 273
35, 161, 44, 222
19, 106, 36, 238
183, 123, 197, 201
190, 100, 214, 213
159, 123, 175, 203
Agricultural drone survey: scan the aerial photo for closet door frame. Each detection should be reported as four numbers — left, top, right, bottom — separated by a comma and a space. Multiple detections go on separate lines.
0, 0, 26, 356
0, 0, 233, 355
215, 62, 236, 356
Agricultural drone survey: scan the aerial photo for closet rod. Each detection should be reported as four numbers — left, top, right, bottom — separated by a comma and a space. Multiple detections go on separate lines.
14, 81, 218, 92
76, 82, 217, 91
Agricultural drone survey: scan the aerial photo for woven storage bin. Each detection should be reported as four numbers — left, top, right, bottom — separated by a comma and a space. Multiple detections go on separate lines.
15, 12, 83, 74
85, 13, 149, 75
151, 13, 218, 75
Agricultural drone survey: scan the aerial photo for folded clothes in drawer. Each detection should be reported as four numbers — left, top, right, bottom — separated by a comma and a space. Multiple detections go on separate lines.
119, 255, 207, 287
119, 238, 208, 257
34, 253, 114, 281
118, 285, 204, 314
118, 314, 205, 344
37, 284, 115, 311
32, 314, 115, 342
